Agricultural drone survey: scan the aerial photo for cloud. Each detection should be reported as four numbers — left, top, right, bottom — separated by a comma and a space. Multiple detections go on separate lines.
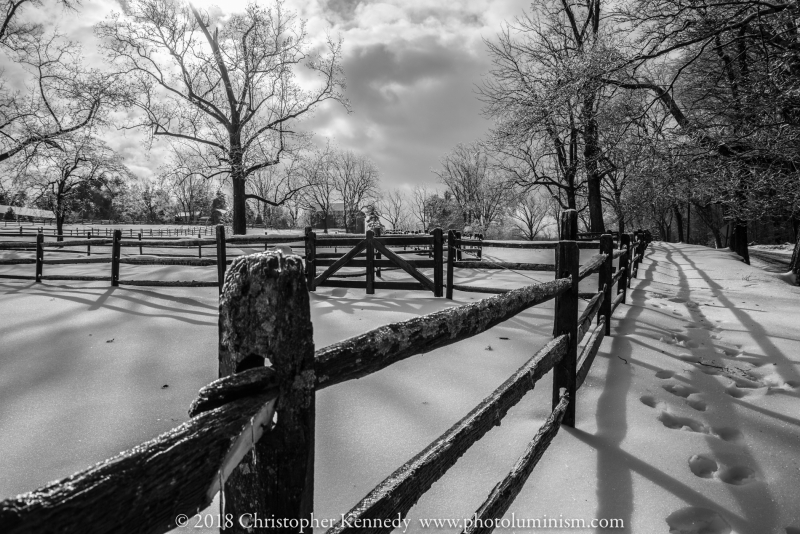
8, 0, 532, 193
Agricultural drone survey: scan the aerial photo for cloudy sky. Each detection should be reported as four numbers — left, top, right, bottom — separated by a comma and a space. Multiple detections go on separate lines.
48, 0, 533, 192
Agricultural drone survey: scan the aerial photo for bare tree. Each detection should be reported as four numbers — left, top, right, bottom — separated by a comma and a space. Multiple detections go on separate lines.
434, 142, 513, 232
97, 0, 347, 234
508, 189, 550, 240
0, 13, 121, 165
23, 132, 132, 238
298, 147, 336, 233
410, 184, 434, 231
330, 150, 379, 233
378, 188, 410, 231
480, 1, 616, 232
247, 156, 305, 228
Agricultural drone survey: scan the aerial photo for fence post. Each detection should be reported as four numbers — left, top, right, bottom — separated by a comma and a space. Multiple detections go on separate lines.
366, 229, 375, 295
598, 234, 613, 335
35, 233, 44, 282
476, 233, 483, 260
111, 230, 121, 287
198, 232, 202, 258
552, 209, 579, 427
374, 227, 382, 279
432, 227, 443, 297
218, 253, 315, 533
446, 230, 455, 299
632, 231, 640, 277
304, 226, 316, 292
86, 231, 92, 256
138, 232, 142, 255
216, 225, 227, 295
626, 233, 634, 287
455, 231, 462, 261
619, 234, 631, 303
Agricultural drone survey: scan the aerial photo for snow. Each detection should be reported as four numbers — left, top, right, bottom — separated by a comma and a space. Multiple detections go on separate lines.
1, 238, 799, 533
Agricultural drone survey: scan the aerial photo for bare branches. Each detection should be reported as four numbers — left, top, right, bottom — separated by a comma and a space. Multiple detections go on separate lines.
97, 0, 348, 233
0, 24, 121, 165
434, 142, 514, 232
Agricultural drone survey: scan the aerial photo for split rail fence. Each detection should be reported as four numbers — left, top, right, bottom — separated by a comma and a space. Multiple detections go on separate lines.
0, 209, 650, 534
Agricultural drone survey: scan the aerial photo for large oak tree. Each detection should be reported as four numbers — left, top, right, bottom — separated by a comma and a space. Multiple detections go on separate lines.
97, 0, 347, 234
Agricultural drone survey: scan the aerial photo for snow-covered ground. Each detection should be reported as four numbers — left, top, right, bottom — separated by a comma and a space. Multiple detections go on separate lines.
1, 241, 799, 533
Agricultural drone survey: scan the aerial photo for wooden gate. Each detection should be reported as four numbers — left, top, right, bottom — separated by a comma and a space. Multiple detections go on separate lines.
304, 228, 444, 296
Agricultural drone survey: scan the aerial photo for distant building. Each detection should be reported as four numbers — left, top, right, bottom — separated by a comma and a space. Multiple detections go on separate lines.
174, 211, 201, 223
0, 205, 55, 222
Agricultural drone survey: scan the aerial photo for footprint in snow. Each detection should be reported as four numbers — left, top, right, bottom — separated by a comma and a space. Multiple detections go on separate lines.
686, 394, 707, 412
688, 454, 718, 478
656, 411, 742, 442
688, 455, 756, 485
655, 369, 675, 379
662, 382, 699, 399
665, 507, 731, 534
639, 395, 663, 409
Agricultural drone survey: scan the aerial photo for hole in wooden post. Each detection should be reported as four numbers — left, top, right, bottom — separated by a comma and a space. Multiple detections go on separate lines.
235, 354, 266, 373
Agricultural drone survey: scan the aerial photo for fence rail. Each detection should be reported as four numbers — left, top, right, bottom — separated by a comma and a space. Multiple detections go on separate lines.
0, 225, 649, 302
0, 211, 652, 534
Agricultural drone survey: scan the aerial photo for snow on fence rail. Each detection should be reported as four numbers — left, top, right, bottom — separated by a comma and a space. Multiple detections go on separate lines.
0, 210, 651, 534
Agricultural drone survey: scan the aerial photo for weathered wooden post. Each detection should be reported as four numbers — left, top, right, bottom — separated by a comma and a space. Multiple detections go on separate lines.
374, 227, 382, 279
138, 233, 143, 255
619, 234, 631, 303
111, 230, 121, 287
432, 227, 443, 297
455, 231, 462, 261
446, 230, 456, 300
598, 234, 614, 335
365, 229, 375, 295
35, 233, 44, 282
86, 231, 92, 256
304, 226, 316, 292
219, 253, 315, 533
216, 225, 227, 295
552, 209, 579, 427
627, 233, 635, 287
476, 233, 483, 260
632, 231, 640, 278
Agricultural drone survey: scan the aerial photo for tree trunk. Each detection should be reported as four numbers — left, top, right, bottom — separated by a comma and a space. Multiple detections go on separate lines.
229, 137, 247, 235
583, 94, 605, 234
55, 192, 65, 242
790, 231, 800, 275
711, 226, 722, 249
685, 201, 691, 244
566, 184, 577, 211
735, 221, 750, 264
673, 205, 684, 242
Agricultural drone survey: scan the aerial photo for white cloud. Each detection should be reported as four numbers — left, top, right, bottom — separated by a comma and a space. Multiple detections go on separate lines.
15, 0, 531, 189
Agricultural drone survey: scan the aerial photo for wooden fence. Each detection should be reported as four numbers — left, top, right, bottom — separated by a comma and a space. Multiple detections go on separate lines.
0, 224, 650, 299
0, 209, 651, 534
0, 228, 305, 291
0, 224, 217, 236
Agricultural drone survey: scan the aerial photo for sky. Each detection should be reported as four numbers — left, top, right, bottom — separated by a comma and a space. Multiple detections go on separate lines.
34, 0, 533, 193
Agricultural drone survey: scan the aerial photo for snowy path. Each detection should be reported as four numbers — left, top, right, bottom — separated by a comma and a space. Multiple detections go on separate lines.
1, 242, 799, 533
